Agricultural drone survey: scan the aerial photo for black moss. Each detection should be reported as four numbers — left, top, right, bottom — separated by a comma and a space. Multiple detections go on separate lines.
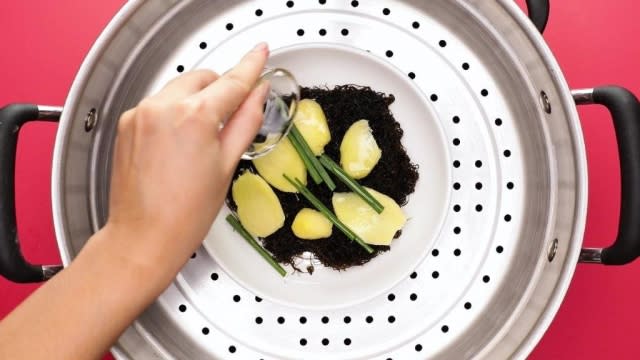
226, 85, 418, 271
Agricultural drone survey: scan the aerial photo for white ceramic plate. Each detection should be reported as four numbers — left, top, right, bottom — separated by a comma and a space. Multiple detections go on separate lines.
203, 44, 451, 310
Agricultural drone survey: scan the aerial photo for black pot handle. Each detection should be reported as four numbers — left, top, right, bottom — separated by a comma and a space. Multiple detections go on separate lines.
524, 0, 550, 33
574, 87, 640, 265
0, 104, 63, 282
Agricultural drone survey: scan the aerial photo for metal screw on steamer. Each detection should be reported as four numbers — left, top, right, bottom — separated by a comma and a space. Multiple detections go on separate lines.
84, 108, 97, 132
548, 238, 558, 262
540, 91, 552, 114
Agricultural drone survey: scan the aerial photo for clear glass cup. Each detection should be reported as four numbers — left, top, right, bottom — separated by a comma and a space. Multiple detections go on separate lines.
242, 68, 300, 159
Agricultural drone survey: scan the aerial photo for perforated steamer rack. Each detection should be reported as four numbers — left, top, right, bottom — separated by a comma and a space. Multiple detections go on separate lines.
3, 0, 640, 359
98, 1, 578, 358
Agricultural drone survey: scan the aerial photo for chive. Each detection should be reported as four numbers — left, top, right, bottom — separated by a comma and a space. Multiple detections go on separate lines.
283, 174, 374, 254
314, 157, 336, 191
292, 177, 372, 254
314, 158, 336, 191
287, 132, 322, 184
226, 214, 287, 277
319, 155, 385, 214
289, 125, 336, 191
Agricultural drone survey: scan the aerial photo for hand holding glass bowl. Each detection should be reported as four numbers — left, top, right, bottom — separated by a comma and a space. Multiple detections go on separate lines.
240, 68, 300, 159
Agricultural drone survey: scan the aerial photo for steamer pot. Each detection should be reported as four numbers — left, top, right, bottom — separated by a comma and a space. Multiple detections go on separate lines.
1, 1, 639, 359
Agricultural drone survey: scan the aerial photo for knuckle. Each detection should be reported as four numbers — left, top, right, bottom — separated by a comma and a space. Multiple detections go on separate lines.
225, 72, 251, 94
137, 98, 162, 119
175, 98, 207, 119
197, 69, 219, 84
135, 99, 164, 132
117, 109, 135, 133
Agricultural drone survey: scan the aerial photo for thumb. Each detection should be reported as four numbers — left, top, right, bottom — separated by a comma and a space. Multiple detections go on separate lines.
219, 81, 270, 166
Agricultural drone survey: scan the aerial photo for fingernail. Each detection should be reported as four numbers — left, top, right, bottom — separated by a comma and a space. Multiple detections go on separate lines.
252, 42, 269, 53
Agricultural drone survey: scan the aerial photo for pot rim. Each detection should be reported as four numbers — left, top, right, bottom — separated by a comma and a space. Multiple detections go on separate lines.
52, 1, 143, 267
494, 2, 588, 359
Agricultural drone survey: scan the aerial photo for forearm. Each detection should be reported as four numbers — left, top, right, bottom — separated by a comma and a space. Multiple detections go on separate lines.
0, 227, 174, 360
0, 44, 267, 360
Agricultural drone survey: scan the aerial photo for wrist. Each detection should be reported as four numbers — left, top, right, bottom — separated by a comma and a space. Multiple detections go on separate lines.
74, 224, 180, 300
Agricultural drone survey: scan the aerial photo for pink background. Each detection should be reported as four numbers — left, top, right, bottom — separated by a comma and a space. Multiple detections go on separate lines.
1, 1, 639, 359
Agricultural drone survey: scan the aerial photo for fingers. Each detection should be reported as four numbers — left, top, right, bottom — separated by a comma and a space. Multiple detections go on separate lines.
153, 69, 219, 102
191, 43, 269, 125
219, 81, 270, 165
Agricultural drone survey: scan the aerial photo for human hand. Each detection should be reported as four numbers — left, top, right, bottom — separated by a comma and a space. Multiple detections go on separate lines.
101, 43, 269, 278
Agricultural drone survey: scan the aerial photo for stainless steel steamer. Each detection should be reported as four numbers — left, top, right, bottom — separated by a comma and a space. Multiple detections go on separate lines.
1, 1, 639, 359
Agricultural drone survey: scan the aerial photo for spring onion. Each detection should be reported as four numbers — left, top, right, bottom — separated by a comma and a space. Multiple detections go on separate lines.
226, 214, 287, 277
287, 132, 322, 184
318, 155, 385, 214
283, 174, 374, 254
289, 125, 336, 191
